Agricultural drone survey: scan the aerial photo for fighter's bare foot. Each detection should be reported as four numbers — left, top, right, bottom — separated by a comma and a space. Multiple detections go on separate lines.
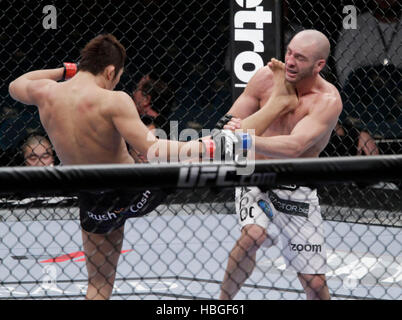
268, 58, 298, 113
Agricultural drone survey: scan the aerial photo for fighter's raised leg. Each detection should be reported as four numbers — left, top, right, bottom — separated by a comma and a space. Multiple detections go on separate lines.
235, 58, 298, 135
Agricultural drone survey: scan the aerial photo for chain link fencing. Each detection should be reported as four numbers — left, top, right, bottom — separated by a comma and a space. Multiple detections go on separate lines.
0, 0, 401, 300
283, 0, 402, 156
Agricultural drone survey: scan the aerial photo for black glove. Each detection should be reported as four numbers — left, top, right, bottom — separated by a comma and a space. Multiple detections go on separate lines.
214, 114, 233, 130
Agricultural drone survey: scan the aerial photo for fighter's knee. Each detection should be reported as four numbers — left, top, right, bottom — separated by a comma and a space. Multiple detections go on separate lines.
299, 274, 328, 294
239, 224, 267, 249
310, 276, 328, 293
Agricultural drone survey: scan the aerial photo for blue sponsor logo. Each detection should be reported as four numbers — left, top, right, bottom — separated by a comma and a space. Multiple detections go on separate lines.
258, 199, 273, 219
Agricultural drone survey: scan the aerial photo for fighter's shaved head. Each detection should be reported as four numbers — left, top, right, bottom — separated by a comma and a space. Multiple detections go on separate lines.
290, 30, 331, 61
285, 29, 331, 83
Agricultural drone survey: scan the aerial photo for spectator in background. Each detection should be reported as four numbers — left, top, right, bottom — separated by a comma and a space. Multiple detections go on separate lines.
132, 73, 173, 134
21, 134, 55, 166
335, 0, 402, 139
132, 75, 160, 119
340, 64, 401, 139
321, 117, 379, 157
0, 106, 42, 156
335, 0, 401, 86
321, 119, 400, 189
170, 65, 229, 135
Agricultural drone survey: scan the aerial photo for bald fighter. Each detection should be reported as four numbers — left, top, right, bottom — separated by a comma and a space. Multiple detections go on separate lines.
219, 30, 342, 300
8, 34, 249, 299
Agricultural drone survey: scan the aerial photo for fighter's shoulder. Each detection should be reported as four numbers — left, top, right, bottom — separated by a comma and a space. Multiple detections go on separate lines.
312, 79, 341, 103
111, 90, 134, 106
308, 89, 342, 120
249, 65, 273, 84
323, 82, 342, 109
103, 90, 135, 114
245, 65, 273, 94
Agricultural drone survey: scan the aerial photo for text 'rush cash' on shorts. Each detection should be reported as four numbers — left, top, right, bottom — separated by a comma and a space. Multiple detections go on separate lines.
236, 186, 327, 274
79, 189, 167, 234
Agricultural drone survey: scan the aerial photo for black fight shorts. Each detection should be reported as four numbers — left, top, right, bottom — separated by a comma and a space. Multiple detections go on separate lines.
79, 189, 168, 234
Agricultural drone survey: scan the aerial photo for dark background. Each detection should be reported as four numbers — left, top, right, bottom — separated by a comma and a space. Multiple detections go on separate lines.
1, 0, 401, 166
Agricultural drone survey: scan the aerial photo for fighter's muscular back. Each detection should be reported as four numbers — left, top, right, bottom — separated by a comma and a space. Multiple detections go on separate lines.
35, 78, 135, 165
31, 83, 129, 165
228, 64, 342, 160
22, 67, 166, 166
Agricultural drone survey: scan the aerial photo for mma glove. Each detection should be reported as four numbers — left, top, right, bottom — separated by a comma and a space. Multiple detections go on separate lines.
62, 62, 77, 81
214, 114, 233, 130
202, 129, 252, 161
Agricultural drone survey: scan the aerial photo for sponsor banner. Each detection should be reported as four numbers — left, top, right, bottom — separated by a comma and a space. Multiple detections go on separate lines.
230, 0, 279, 101
267, 190, 309, 217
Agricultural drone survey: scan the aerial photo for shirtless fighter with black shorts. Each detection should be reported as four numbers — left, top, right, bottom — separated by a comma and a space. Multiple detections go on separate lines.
8, 34, 251, 299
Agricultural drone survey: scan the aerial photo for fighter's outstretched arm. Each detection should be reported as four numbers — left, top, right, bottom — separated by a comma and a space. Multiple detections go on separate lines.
112, 92, 251, 163
111, 92, 205, 162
